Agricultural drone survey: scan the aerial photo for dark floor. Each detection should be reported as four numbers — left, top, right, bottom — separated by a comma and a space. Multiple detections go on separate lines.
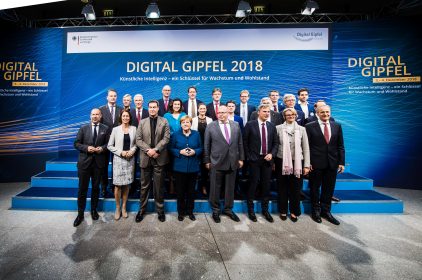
0, 183, 421, 280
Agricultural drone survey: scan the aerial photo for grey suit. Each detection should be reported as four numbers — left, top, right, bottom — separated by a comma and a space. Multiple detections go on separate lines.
204, 120, 245, 214
135, 116, 170, 214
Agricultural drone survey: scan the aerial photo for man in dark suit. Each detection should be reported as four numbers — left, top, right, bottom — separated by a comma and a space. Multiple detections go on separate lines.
204, 105, 245, 223
130, 94, 149, 128
306, 105, 345, 225
183, 86, 203, 118
99, 89, 123, 196
305, 100, 335, 125
158, 85, 172, 117
73, 108, 109, 227
243, 104, 278, 222
269, 90, 283, 113
235, 89, 256, 127
135, 100, 170, 223
206, 87, 223, 121
250, 97, 283, 126
294, 88, 315, 120
281, 94, 306, 126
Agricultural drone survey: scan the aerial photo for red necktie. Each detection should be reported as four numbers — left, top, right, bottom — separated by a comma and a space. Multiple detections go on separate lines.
164, 99, 168, 111
137, 109, 141, 122
273, 105, 277, 112
324, 123, 330, 144
261, 123, 267, 155
215, 103, 219, 116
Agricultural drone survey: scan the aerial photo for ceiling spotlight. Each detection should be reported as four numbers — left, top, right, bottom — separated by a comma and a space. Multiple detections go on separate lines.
236, 1, 252, 18
146, 1, 160, 19
81, 3, 96, 20
301, 0, 319, 15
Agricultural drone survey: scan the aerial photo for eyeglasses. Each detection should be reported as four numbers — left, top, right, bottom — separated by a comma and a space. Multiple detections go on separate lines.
284, 114, 296, 117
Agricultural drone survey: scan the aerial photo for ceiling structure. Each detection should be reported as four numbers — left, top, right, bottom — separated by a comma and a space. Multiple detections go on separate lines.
0, 0, 421, 29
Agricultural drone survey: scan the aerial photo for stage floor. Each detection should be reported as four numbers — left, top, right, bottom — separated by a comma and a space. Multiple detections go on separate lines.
0, 183, 421, 280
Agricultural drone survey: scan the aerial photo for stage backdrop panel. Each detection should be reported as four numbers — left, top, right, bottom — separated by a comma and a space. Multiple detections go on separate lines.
0, 29, 62, 182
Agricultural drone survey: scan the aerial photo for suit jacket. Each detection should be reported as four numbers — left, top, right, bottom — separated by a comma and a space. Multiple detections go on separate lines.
275, 122, 310, 168
280, 109, 306, 126
203, 120, 245, 170
271, 103, 284, 113
99, 104, 123, 134
305, 121, 345, 170
74, 123, 109, 170
130, 108, 149, 128
243, 120, 278, 162
135, 116, 170, 168
294, 103, 315, 119
206, 102, 221, 121
234, 103, 256, 124
305, 115, 335, 125
250, 110, 283, 126
158, 98, 172, 117
231, 115, 244, 133
107, 125, 138, 157
183, 99, 203, 116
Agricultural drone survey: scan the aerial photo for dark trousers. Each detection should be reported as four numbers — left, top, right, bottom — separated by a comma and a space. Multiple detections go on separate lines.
209, 168, 236, 214
275, 158, 301, 215
77, 163, 103, 215
308, 168, 337, 214
174, 171, 197, 215
247, 157, 272, 212
199, 163, 209, 195
139, 159, 165, 214
101, 150, 111, 190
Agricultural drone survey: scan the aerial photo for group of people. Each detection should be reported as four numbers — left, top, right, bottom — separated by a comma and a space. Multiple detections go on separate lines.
73, 85, 345, 228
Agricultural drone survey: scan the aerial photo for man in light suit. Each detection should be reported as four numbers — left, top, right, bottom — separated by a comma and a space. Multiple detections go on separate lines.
235, 89, 256, 127
73, 108, 109, 227
250, 97, 283, 126
99, 89, 123, 196
183, 86, 203, 118
306, 105, 345, 225
135, 100, 170, 223
158, 85, 172, 117
243, 104, 278, 222
204, 105, 245, 223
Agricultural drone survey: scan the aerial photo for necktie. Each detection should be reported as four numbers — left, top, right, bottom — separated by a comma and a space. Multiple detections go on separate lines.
164, 99, 168, 111
191, 100, 196, 118
261, 123, 267, 155
110, 106, 115, 124
223, 123, 230, 144
137, 109, 141, 122
273, 105, 277, 112
323, 123, 330, 144
241, 105, 246, 125
215, 103, 219, 116
93, 124, 98, 145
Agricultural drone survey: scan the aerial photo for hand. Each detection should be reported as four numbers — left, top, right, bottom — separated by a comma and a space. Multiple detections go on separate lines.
303, 167, 310, 176
180, 149, 188, 156
309, 165, 313, 172
337, 165, 345, 174
152, 153, 160, 159
264, 154, 272, 161
238, 160, 244, 168
187, 148, 195, 156
95, 147, 103, 153
87, 146, 96, 153
205, 163, 211, 170
146, 149, 157, 158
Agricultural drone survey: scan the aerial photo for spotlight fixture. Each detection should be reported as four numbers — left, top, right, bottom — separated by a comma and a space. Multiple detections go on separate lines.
146, 1, 160, 19
301, 0, 319, 15
81, 3, 96, 20
235, 1, 252, 18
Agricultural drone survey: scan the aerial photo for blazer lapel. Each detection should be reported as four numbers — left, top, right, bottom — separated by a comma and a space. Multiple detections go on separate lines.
87, 124, 94, 145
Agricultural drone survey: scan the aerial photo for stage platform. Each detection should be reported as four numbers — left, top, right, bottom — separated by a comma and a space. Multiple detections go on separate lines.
11, 157, 403, 214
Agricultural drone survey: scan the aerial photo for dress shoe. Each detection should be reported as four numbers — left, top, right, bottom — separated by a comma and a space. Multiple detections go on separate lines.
73, 215, 84, 227
262, 211, 274, 223
178, 215, 184, 221
135, 211, 144, 223
248, 212, 257, 222
91, 210, 99, 220
225, 212, 240, 222
212, 213, 221, 223
290, 215, 298, 223
158, 213, 166, 222
188, 213, 196, 221
321, 212, 340, 225
311, 213, 322, 223
280, 214, 287, 221
331, 196, 341, 202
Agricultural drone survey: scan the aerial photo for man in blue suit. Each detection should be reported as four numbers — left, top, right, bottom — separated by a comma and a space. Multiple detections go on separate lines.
294, 88, 315, 120
158, 85, 172, 117
183, 86, 203, 118
234, 89, 256, 127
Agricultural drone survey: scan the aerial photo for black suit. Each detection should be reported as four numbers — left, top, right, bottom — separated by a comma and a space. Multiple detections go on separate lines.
158, 98, 172, 117
206, 102, 221, 121
306, 121, 345, 214
243, 120, 278, 212
130, 108, 149, 128
250, 110, 283, 126
74, 123, 109, 215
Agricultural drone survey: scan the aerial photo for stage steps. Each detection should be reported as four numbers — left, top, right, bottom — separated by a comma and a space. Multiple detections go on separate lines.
11, 157, 404, 214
